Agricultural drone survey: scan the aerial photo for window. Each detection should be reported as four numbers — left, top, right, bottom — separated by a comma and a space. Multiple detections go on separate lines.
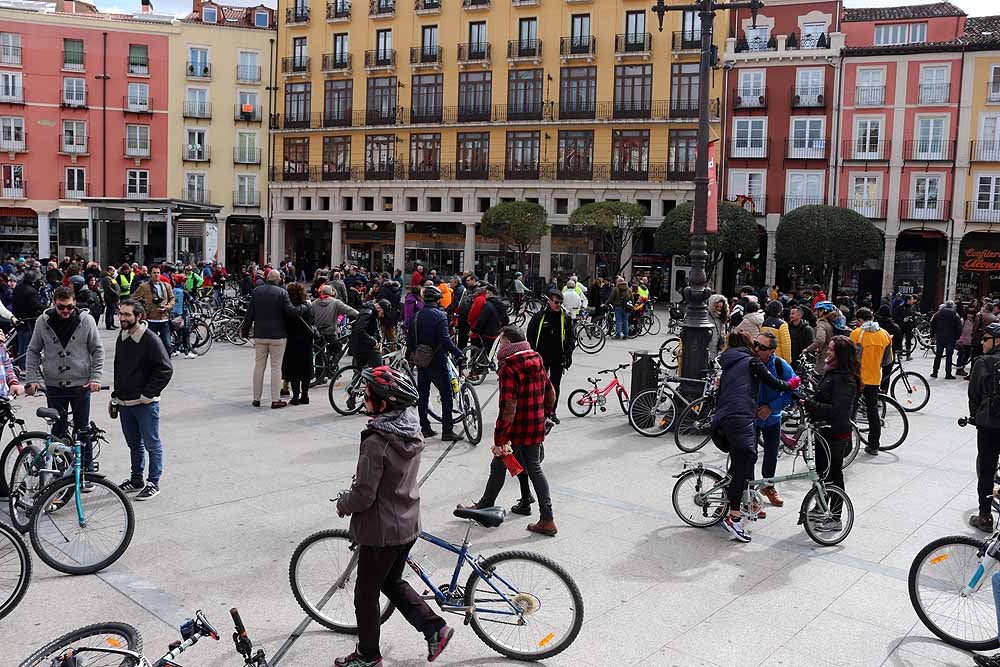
728, 170, 764, 205
732, 118, 767, 157
456, 132, 489, 176
458, 71, 491, 120
126, 169, 149, 197
255, 10, 270, 27
188, 47, 209, 77
614, 64, 652, 116
795, 68, 823, 105
559, 67, 596, 117
238, 51, 259, 81
681, 11, 700, 40
668, 129, 697, 174
801, 22, 825, 48
505, 131, 540, 177
366, 76, 397, 123
874, 22, 926, 46
333, 33, 349, 64
789, 118, 824, 158
1, 164, 23, 197
185, 172, 207, 202
671, 63, 698, 115
284, 82, 311, 126
375, 29, 392, 62
323, 79, 352, 125
127, 82, 149, 110
557, 130, 593, 178
128, 44, 149, 75
63, 39, 84, 69
990, 65, 1000, 102
978, 114, 1000, 160
186, 87, 209, 117
283, 137, 310, 178
745, 24, 770, 51
0, 117, 24, 151
0, 72, 22, 102
919, 66, 949, 104
365, 134, 396, 173
910, 175, 942, 219
0, 33, 20, 66
63, 120, 86, 153
125, 124, 150, 157
236, 174, 257, 205
410, 133, 440, 176
508, 69, 543, 118
975, 176, 1000, 220
322, 136, 350, 176
65, 167, 86, 198
517, 18, 538, 56
737, 70, 764, 107
421, 25, 439, 58
856, 68, 885, 106
412, 74, 443, 122
292, 37, 308, 69
63, 78, 86, 106
625, 11, 646, 41
237, 132, 257, 163
185, 128, 207, 160
915, 117, 946, 158
469, 21, 487, 52
611, 129, 649, 177
202, 5, 217, 22
854, 118, 883, 158
850, 175, 881, 217
571, 14, 591, 43
785, 172, 824, 211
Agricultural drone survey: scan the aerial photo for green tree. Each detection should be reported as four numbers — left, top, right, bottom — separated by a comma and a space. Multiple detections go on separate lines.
776, 205, 883, 292
480, 201, 550, 280
567, 201, 646, 277
655, 201, 760, 280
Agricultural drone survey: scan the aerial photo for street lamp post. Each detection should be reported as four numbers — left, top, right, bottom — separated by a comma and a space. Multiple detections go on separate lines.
652, 0, 763, 383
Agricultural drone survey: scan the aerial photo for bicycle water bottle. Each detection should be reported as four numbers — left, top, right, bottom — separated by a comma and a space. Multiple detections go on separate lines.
447, 357, 460, 394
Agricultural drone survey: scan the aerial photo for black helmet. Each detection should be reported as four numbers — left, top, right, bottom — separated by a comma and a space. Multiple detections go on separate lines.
985, 322, 1000, 340
360, 366, 419, 408
422, 285, 442, 302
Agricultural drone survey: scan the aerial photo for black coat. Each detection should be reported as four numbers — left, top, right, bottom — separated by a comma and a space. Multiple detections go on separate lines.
12, 282, 46, 319
527, 308, 576, 364
350, 304, 381, 355
930, 308, 963, 345
282, 307, 314, 382
805, 368, 858, 437
969, 350, 1000, 430
243, 284, 308, 339
407, 304, 462, 367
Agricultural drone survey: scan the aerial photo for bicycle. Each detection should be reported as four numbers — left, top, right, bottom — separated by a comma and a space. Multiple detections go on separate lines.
883, 355, 931, 412
463, 335, 501, 386
1, 396, 59, 498
7, 406, 76, 532
426, 356, 484, 445
566, 364, 629, 418
0, 519, 30, 620
672, 413, 855, 546
16, 607, 269, 667
628, 366, 715, 439
328, 344, 415, 416
289, 506, 584, 661
658, 335, 681, 370
573, 310, 606, 355
854, 393, 910, 451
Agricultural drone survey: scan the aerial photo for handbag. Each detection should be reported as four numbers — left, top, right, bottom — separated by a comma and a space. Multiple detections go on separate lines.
410, 312, 438, 369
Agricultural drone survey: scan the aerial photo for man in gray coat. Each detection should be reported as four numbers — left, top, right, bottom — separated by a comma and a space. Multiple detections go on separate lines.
311, 284, 358, 364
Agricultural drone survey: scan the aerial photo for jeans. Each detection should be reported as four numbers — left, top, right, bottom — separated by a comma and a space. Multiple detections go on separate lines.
543, 358, 564, 414
933, 340, 956, 376
355, 540, 445, 660
757, 422, 780, 481
147, 320, 172, 355
253, 338, 287, 402
15, 324, 31, 371
976, 427, 1000, 515
861, 385, 881, 450
177, 317, 191, 354
478, 445, 553, 520
614, 306, 627, 338
417, 365, 454, 434
816, 431, 848, 516
104, 299, 118, 328
119, 402, 163, 485
47, 386, 93, 469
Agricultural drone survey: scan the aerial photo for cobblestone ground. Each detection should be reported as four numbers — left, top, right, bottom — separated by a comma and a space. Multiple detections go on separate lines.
0, 328, 988, 667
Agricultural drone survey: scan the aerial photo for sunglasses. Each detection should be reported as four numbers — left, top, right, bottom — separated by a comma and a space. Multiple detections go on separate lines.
753, 342, 776, 351
54, 303, 75, 311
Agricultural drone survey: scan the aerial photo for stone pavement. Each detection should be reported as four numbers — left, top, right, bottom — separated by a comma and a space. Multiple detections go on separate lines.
0, 328, 989, 667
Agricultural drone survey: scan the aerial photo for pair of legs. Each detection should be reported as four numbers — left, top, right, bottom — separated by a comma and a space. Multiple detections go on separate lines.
104, 299, 118, 329
417, 365, 454, 435
957, 344, 973, 372
47, 386, 93, 470
614, 306, 627, 338
815, 431, 847, 516
860, 384, 881, 452
933, 341, 956, 377
543, 358, 563, 417
146, 320, 173, 356
289, 379, 310, 403
477, 445, 553, 521
975, 427, 1000, 521
119, 402, 163, 487
253, 338, 287, 403
719, 419, 757, 515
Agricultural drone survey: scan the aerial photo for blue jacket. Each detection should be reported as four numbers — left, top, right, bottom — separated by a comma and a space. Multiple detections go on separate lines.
756, 355, 797, 427
406, 303, 462, 367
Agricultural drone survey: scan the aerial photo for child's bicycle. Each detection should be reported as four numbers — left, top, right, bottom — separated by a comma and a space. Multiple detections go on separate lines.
566, 363, 630, 417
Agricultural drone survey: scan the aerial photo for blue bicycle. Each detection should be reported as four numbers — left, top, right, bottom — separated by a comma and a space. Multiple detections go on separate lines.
289, 507, 584, 661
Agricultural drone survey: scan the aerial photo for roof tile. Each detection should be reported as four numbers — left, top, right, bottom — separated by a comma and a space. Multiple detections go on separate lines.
843, 2, 966, 22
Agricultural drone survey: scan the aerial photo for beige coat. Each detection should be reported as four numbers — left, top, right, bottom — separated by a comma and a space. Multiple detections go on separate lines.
131, 279, 176, 321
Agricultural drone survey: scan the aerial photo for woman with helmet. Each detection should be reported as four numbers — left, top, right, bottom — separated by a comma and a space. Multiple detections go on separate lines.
335, 365, 454, 667
407, 285, 464, 442
804, 301, 838, 371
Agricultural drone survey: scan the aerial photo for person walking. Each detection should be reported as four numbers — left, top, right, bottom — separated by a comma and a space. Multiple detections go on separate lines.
849, 307, 893, 455
753, 332, 798, 509
930, 301, 963, 379
241, 270, 310, 409
334, 365, 454, 667
893, 295, 917, 360
101, 266, 120, 330
787, 306, 815, 366
131, 265, 175, 354
608, 276, 631, 339
408, 285, 463, 442
282, 282, 315, 405
459, 326, 558, 536
527, 290, 575, 424
113, 300, 173, 501
957, 309, 977, 377
968, 321, 1000, 532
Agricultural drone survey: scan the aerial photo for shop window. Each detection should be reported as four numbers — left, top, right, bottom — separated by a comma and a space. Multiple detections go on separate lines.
451, 197, 463, 212
407, 196, 418, 212
478, 197, 490, 212
555, 198, 568, 214
382, 196, 393, 211
342, 196, 353, 211
428, 197, 442, 212
637, 199, 651, 215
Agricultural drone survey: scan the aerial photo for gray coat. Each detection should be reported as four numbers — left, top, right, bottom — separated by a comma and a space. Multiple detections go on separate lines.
311, 297, 357, 336
26, 309, 104, 389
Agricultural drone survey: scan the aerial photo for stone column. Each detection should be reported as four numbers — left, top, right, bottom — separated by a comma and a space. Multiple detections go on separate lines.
881, 235, 897, 300
37, 211, 51, 260
269, 219, 284, 264
620, 235, 634, 281
393, 220, 405, 273
164, 207, 174, 263
331, 220, 343, 267
539, 230, 552, 281
945, 233, 963, 300
215, 219, 226, 267
764, 229, 777, 287
463, 221, 476, 273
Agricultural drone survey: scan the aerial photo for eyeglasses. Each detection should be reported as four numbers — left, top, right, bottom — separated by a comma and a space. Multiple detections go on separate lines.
753, 342, 776, 351
54, 303, 75, 311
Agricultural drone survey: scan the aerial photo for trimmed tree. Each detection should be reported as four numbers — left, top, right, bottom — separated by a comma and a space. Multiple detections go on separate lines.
479, 201, 550, 280
655, 201, 760, 282
776, 204, 883, 293
568, 201, 646, 278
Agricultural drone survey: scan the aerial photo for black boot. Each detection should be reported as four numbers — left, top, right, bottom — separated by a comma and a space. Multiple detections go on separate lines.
290, 380, 301, 405
300, 387, 310, 405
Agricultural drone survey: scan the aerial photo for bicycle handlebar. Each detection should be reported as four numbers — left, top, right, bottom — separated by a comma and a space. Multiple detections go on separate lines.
598, 363, 630, 375
959, 416, 974, 427
230, 607, 248, 638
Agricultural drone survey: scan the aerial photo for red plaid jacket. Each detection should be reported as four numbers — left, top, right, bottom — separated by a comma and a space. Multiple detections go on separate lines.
495, 349, 555, 447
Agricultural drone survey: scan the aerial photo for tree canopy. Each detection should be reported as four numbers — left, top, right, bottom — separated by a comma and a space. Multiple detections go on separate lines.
568, 201, 647, 277
655, 201, 760, 278
480, 201, 550, 276
776, 204, 884, 287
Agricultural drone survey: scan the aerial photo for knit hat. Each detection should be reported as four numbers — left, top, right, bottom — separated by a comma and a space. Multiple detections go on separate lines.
877, 304, 891, 318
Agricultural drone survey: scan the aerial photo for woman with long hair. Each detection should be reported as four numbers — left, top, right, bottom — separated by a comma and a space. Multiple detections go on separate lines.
282, 282, 315, 405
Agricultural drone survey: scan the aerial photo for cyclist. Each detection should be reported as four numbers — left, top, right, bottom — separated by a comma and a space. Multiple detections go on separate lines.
408, 286, 463, 442
711, 330, 798, 543
456, 274, 479, 349
753, 332, 798, 509
561, 279, 585, 320
335, 366, 454, 667
350, 299, 391, 370
527, 290, 575, 424
967, 321, 1000, 532
804, 301, 838, 370
311, 284, 358, 364
470, 284, 507, 354
512, 271, 527, 311
849, 307, 892, 455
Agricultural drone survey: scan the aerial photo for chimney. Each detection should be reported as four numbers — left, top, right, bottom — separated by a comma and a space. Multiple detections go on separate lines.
61, 0, 76, 12
192, 0, 205, 12
140, 0, 153, 12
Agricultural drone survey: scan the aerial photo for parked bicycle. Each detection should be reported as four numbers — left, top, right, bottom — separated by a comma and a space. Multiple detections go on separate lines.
658, 336, 681, 371
628, 365, 716, 438
0, 519, 30, 620
0, 396, 59, 499
566, 364, 629, 417
463, 335, 501, 386
884, 355, 931, 412
573, 310, 606, 355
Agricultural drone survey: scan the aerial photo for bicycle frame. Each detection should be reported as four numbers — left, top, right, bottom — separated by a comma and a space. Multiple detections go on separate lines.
580, 376, 626, 402
961, 535, 1000, 596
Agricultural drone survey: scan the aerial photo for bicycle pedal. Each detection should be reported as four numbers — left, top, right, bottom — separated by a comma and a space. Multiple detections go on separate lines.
599, 407, 606, 412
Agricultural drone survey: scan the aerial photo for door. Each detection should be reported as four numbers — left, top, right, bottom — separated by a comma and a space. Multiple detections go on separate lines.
1, 164, 23, 197
571, 15, 590, 52
786, 172, 823, 211
421, 26, 437, 59
376, 30, 392, 63
237, 132, 257, 163
851, 176, 880, 217
979, 114, 1000, 161
854, 119, 882, 158
239, 51, 258, 80
915, 117, 945, 158
293, 37, 308, 70
920, 66, 948, 103
518, 18, 537, 55
911, 176, 941, 219
0, 117, 23, 151
975, 175, 1000, 221
625, 11, 645, 50
65, 167, 85, 198
733, 118, 766, 157
186, 129, 207, 160
857, 68, 885, 105
738, 70, 764, 107
469, 22, 486, 54
796, 68, 823, 103
790, 118, 824, 157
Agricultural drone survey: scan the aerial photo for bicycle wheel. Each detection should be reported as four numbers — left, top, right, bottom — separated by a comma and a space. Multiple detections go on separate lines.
659, 336, 680, 370
842, 424, 862, 468
329, 366, 364, 416
310, 344, 329, 389
16, 622, 142, 667
289, 529, 394, 633
674, 396, 715, 453
616, 386, 629, 415
800, 485, 854, 547
628, 388, 676, 437
0, 521, 30, 620
8, 444, 61, 534
908, 535, 1000, 651
30, 476, 134, 575
463, 347, 486, 387
0, 431, 51, 498
859, 395, 909, 451
566, 389, 594, 417
576, 324, 605, 355
463, 550, 583, 661
459, 383, 482, 445
671, 467, 729, 527
189, 319, 212, 356
890, 371, 930, 412
646, 314, 662, 336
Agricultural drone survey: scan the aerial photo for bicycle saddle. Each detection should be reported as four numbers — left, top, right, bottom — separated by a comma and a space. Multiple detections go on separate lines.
453, 506, 506, 528
36, 407, 61, 421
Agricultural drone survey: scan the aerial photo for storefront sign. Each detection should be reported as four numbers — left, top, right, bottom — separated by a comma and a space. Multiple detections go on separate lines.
960, 246, 1000, 272
895, 279, 918, 295
205, 223, 218, 262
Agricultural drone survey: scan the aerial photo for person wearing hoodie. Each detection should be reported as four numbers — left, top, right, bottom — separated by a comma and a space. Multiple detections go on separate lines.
707, 293, 729, 356
608, 276, 632, 339
561, 279, 585, 320
710, 330, 797, 543
787, 306, 814, 365
335, 366, 454, 667
312, 284, 359, 363
753, 332, 798, 509
849, 307, 893, 455
527, 290, 575, 423
734, 300, 764, 339
930, 300, 963, 379
402, 286, 424, 331
377, 278, 402, 319
760, 300, 792, 362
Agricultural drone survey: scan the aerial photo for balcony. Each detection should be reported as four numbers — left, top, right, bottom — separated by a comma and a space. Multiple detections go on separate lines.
726, 195, 766, 215
182, 145, 211, 162
0, 87, 23, 105
736, 35, 776, 53
615, 33, 651, 59
128, 56, 149, 76
904, 139, 955, 161
365, 161, 401, 180
783, 196, 823, 213
855, 85, 885, 107
672, 31, 700, 51
0, 183, 26, 200
234, 147, 261, 164
323, 110, 353, 127
0, 132, 25, 153
186, 61, 211, 79
237, 65, 262, 83
409, 164, 441, 180
234, 190, 261, 207
456, 163, 497, 180
457, 104, 491, 122
669, 99, 707, 119
286, 6, 311, 23
918, 83, 950, 105
61, 182, 88, 200
369, 0, 395, 16
124, 95, 152, 114
124, 185, 150, 199
414, 0, 440, 12
1, 46, 21, 66
507, 39, 542, 62
61, 93, 88, 109
560, 36, 596, 60
730, 138, 768, 159
321, 164, 353, 180
457, 43, 490, 65
61, 135, 88, 155
667, 160, 695, 181
507, 102, 544, 121
462, 0, 490, 9
791, 86, 824, 108
557, 163, 593, 180
183, 101, 212, 119
733, 87, 766, 109
124, 139, 151, 158
62, 50, 85, 71
556, 100, 596, 120
901, 199, 949, 222
411, 105, 443, 124
279, 112, 316, 129
968, 201, 1000, 223
610, 164, 648, 181
327, 0, 351, 19
365, 107, 400, 125
987, 82, 1000, 104
505, 163, 540, 180
790, 31, 825, 49
410, 46, 442, 68
511, 0, 537, 5
971, 140, 1000, 162
841, 198, 887, 220
235, 104, 262, 122
785, 138, 826, 160
612, 99, 652, 120
323, 53, 352, 73
842, 138, 890, 161
183, 188, 211, 204
364, 49, 395, 71
281, 56, 311, 75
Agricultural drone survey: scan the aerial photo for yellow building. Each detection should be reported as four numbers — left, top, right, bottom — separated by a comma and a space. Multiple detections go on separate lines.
270, 0, 726, 279
171, 1, 275, 268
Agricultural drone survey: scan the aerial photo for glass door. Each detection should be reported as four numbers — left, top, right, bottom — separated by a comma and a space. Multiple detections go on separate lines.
851, 176, 880, 217
854, 119, 882, 159
911, 176, 941, 219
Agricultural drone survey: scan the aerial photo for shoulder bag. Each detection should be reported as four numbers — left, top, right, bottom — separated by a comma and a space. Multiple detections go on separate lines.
410, 311, 438, 369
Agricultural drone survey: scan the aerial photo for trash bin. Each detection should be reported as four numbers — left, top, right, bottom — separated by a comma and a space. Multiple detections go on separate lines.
630, 350, 658, 400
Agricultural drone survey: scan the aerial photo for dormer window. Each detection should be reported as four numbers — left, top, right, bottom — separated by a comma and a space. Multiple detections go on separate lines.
254, 9, 269, 27
202, 5, 217, 22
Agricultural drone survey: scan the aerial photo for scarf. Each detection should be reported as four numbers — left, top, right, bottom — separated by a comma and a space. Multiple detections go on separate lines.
370, 406, 422, 440
497, 340, 530, 365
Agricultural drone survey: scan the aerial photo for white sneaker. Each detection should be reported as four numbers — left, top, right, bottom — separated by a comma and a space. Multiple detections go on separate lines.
721, 515, 751, 543
185, 352, 197, 359
171, 351, 181, 358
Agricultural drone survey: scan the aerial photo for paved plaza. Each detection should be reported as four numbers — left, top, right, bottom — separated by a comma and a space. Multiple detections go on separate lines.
0, 328, 990, 667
